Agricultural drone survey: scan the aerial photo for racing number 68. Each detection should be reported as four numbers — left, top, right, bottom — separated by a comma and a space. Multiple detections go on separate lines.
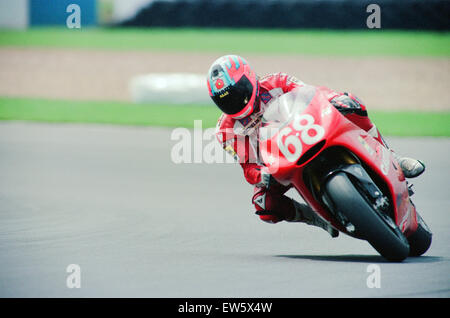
277, 114, 325, 162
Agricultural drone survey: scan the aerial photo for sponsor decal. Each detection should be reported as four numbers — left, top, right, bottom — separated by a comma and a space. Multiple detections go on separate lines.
215, 78, 224, 90
380, 146, 390, 175
242, 116, 262, 136
224, 144, 239, 161
357, 135, 375, 156
260, 92, 272, 104
254, 193, 266, 209
239, 116, 252, 126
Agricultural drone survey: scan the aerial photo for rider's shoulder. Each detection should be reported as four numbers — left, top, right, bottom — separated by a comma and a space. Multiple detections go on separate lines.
260, 72, 288, 86
260, 72, 304, 90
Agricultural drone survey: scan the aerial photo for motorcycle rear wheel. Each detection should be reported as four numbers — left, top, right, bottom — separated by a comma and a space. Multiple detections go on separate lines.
325, 172, 410, 262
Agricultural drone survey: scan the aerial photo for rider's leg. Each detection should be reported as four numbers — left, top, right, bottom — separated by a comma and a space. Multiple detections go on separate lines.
331, 93, 425, 178
252, 184, 338, 237
366, 124, 425, 178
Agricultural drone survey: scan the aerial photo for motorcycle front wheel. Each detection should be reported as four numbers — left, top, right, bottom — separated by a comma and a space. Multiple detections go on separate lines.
325, 172, 410, 262
407, 212, 432, 256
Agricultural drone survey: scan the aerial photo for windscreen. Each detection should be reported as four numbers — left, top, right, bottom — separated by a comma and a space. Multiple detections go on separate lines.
259, 85, 317, 141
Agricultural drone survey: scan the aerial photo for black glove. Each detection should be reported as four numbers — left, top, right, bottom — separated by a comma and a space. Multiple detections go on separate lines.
330, 93, 366, 116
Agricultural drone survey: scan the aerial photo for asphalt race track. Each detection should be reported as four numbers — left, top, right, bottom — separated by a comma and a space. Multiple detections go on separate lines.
0, 122, 449, 297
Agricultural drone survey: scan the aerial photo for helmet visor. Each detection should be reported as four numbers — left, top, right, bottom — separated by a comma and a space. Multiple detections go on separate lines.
212, 75, 254, 115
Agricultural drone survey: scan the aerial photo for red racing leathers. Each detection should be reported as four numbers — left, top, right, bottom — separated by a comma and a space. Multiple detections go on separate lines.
215, 73, 386, 223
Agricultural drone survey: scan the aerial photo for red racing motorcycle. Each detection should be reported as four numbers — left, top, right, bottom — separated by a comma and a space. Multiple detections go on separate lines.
258, 85, 432, 262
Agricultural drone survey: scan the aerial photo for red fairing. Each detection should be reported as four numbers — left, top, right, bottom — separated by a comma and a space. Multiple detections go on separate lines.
257, 87, 419, 236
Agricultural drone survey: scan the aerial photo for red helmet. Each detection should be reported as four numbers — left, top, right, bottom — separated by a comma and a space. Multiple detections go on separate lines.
207, 55, 259, 119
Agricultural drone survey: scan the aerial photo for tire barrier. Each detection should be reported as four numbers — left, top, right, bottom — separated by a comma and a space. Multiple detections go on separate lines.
121, 0, 449, 30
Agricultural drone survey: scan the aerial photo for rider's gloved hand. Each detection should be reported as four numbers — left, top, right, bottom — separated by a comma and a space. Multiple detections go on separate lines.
330, 93, 363, 112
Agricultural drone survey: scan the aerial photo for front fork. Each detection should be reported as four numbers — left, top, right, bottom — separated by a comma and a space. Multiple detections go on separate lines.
326, 164, 394, 236
304, 148, 397, 237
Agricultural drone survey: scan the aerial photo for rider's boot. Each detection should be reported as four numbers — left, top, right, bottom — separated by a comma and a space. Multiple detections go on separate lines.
288, 200, 339, 238
391, 153, 426, 178
368, 125, 426, 178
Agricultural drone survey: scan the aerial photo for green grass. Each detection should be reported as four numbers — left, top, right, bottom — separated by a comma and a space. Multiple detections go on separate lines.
0, 97, 221, 128
1, 28, 449, 56
369, 112, 450, 137
1, 97, 449, 136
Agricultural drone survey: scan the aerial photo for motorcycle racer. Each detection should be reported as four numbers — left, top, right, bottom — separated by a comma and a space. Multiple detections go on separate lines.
207, 55, 425, 237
